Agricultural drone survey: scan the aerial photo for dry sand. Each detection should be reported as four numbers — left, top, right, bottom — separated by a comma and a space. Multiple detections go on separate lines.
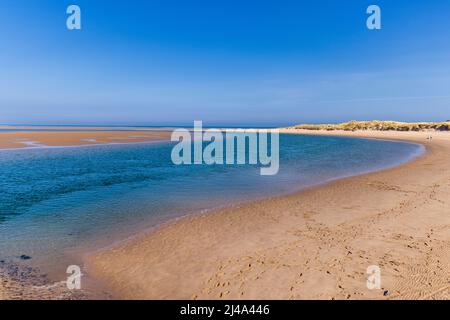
0, 131, 172, 149
86, 130, 450, 300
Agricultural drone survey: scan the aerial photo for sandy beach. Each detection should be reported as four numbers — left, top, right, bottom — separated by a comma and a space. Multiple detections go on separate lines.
0, 131, 172, 149
0, 288, 8, 300
84, 130, 450, 300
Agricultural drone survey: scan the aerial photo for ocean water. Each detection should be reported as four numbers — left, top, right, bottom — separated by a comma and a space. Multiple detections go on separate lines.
0, 134, 423, 280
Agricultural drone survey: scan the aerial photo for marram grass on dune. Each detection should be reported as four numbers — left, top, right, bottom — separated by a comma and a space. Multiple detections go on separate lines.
288, 120, 450, 132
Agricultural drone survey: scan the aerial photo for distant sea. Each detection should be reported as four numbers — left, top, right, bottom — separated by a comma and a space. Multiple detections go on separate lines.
0, 124, 283, 132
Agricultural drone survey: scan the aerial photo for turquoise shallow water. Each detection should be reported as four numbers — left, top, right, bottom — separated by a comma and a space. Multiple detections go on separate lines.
0, 134, 423, 279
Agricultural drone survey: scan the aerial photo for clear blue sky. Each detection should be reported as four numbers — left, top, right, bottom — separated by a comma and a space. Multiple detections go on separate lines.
0, 0, 449, 126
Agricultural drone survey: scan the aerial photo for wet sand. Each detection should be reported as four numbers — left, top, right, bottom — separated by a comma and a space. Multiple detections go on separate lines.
0, 131, 172, 149
0, 288, 7, 300
85, 130, 450, 300
0, 263, 90, 300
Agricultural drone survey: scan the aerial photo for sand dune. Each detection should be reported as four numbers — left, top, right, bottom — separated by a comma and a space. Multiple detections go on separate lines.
288, 120, 450, 132
86, 130, 450, 300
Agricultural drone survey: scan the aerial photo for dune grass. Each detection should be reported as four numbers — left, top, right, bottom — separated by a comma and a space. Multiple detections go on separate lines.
288, 120, 450, 132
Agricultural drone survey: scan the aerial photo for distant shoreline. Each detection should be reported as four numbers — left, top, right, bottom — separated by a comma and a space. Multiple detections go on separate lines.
1, 120, 449, 150
0, 131, 173, 149
1, 120, 450, 131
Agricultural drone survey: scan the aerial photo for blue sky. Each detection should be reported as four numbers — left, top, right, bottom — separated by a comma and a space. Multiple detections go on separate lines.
0, 0, 449, 126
